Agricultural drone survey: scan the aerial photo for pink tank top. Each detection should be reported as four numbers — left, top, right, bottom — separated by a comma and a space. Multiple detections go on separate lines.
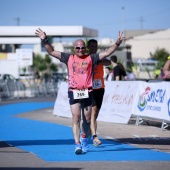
67, 55, 93, 90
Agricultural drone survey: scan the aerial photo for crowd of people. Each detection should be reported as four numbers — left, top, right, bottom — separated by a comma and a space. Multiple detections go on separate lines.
104, 56, 136, 81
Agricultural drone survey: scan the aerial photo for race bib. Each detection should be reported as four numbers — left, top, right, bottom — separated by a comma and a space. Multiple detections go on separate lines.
93, 79, 102, 89
73, 89, 89, 99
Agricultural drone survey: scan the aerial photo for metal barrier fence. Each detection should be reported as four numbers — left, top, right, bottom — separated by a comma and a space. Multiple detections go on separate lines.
1, 78, 169, 101
0, 78, 61, 101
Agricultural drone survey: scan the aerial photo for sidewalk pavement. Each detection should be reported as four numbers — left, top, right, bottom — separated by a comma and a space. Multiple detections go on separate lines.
0, 96, 170, 170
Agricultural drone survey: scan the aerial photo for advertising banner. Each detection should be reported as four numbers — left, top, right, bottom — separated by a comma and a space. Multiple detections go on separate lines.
132, 81, 170, 121
16, 49, 33, 66
53, 82, 71, 118
98, 81, 139, 124
53, 81, 140, 124
165, 82, 170, 120
0, 53, 7, 60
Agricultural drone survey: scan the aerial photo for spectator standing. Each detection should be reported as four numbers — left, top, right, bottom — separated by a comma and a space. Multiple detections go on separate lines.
110, 55, 126, 80
105, 66, 113, 81
163, 55, 170, 79
127, 70, 136, 80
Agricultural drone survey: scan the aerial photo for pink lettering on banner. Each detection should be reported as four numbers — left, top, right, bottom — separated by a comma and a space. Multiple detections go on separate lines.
111, 85, 134, 105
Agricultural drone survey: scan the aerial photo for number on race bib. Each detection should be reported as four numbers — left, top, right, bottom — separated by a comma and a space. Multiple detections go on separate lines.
73, 89, 89, 99
93, 79, 102, 89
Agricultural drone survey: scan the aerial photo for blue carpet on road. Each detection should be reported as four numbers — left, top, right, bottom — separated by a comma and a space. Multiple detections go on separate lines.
0, 102, 170, 162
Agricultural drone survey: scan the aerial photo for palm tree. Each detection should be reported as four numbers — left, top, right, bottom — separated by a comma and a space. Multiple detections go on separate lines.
30, 53, 58, 81
150, 48, 169, 69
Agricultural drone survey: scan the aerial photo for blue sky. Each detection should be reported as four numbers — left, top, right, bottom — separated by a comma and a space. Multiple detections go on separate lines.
1, 0, 170, 41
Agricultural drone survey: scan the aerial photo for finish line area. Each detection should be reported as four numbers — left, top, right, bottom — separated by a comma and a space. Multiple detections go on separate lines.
0, 102, 170, 162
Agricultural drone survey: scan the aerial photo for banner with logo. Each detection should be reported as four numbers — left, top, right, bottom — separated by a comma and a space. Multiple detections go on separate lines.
165, 82, 170, 120
132, 81, 169, 121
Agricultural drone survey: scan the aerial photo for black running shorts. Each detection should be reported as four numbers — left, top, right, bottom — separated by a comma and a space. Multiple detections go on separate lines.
92, 88, 105, 109
68, 90, 93, 107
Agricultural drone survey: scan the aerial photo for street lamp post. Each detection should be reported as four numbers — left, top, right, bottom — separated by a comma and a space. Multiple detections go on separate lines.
122, 6, 125, 32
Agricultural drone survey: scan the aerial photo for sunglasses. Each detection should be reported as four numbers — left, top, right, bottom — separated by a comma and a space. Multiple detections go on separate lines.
75, 46, 86, 50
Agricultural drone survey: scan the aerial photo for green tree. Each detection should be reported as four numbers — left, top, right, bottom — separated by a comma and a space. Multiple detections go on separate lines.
150, 48, 169, 69
31, 53, 58, 81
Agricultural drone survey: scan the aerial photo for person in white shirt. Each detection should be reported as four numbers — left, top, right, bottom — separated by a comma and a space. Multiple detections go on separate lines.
105, 66, 113, 81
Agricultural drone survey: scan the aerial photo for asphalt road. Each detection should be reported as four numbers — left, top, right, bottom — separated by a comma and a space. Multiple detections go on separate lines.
0, 96, 170, 170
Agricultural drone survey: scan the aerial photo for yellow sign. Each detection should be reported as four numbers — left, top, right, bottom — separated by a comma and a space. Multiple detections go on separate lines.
0, 53, 7, 59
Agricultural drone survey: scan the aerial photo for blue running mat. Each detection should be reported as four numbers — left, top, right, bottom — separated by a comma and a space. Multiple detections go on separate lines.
0, 102, 170, 162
